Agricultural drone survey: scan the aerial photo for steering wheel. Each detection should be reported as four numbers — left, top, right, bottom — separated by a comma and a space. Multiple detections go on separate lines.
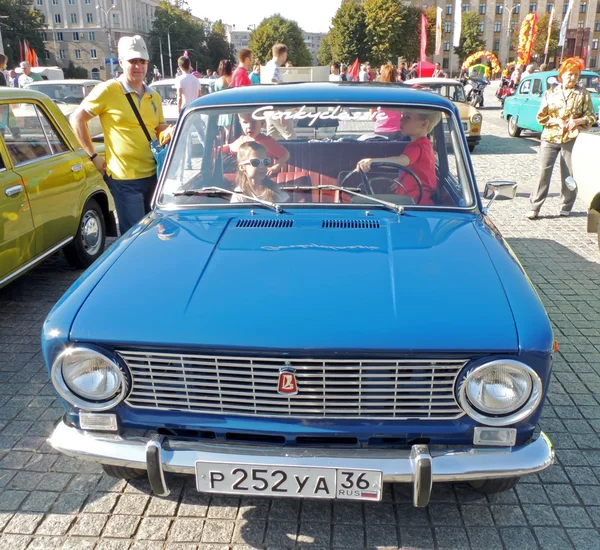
339, 162, 424, 204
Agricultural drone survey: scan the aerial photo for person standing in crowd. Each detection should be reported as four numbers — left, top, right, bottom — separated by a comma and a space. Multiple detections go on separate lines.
231, 48, 253, 88
329, 62, 342, 82
406, 63, 418, 80
175, 56, 201, 113
263, 44, 296, 140
340, 64, 348, 81
214, 59, 233, 92
9, 69, 18, 87
18, 61, 42, 87
0, 55, 7, 86
373, 65, 402, 138
359, 64, 368, 81
432, 62, 446, 78
399, 62, 408, 82
539, 63, 548, 72
250, 61, 261, 84
526, 58, 596, 220
510, 64, 522, 87
71, 35, 167, 235
524, 64, 536, 76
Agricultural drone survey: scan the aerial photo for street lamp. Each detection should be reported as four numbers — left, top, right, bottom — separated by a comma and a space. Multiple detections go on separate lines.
504, 4, 521, 68
96, 2, 117, 77
167, 21, 177, 78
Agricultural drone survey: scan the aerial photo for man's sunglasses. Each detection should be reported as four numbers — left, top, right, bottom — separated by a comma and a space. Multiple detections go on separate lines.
128, 58, 148, 65
240, 158, 271, 167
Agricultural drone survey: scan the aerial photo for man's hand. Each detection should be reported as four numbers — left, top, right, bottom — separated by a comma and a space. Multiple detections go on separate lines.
566, 118, 580, 132
550, 117, 565, 128
92, 155, 106, 175
357, 158, 373, 172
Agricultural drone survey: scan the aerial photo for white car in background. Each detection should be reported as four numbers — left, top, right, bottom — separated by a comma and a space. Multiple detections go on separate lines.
24, 79, 103, 138
150, 78, 214, 124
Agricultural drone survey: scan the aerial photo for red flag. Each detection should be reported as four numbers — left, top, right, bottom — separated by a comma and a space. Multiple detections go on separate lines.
19, 40, 24, 62
348, 58, 360, 81
420, 14, 428, 64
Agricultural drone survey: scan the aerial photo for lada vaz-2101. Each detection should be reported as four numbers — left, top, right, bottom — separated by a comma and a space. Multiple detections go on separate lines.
43, 83, 554, 507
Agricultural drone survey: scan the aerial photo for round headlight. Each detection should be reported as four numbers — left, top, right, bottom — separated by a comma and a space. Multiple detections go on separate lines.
458, 360, 542, 426
471, 113, 483, 124
51, 347, 127, 410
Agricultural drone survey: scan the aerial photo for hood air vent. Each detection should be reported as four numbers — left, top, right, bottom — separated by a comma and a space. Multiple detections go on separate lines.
322, 219, 381, 229
236, 219, 294, 228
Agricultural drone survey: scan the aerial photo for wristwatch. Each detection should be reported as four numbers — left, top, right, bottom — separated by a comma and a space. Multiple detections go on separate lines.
89, 153, 99, 161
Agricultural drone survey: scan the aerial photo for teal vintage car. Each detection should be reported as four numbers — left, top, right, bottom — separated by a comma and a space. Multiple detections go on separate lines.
503, 70, 600, 137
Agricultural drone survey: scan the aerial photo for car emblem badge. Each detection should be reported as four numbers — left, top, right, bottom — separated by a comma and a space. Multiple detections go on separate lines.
278, 367, 298, 396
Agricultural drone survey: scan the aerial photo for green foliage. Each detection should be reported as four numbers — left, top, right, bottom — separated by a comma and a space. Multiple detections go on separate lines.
0, 0, 46, 67
64, 61, 89, 79
249, 14, 312, 66
400, 6, 436, 63
317, 34, 333, 66
532, 13, 560, 59
453, 11, 486, 63
205, 27, 235, 70
329, 1, 370, 64
363, 0, 405, 66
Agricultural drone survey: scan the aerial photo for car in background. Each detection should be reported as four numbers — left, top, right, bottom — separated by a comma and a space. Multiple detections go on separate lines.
0, 87, 116, 288
24, 79, 103, 137
407, 77, 483, 152
150, 78, 214, 123
503, 70, 600, 137
45, 83, 554, 508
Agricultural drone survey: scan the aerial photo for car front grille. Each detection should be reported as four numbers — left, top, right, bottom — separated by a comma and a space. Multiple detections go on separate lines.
119, 351, 467, 420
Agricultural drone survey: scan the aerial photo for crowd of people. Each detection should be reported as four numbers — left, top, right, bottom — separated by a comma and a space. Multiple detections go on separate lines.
0, 55, 47, 88
328, 61, 448, 82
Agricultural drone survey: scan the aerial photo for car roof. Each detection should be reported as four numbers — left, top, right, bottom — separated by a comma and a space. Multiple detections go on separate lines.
25, 79, 100, 86
0, 87, 59, 101
188, 82, 457, 111
151, 79, 176, 86
407, 77, 463, 86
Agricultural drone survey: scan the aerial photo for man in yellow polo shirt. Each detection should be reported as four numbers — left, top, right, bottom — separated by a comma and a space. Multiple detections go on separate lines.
71, 35, 168, 234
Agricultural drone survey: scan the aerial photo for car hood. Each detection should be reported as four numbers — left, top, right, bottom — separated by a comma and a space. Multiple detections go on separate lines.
70, 211, 518, 352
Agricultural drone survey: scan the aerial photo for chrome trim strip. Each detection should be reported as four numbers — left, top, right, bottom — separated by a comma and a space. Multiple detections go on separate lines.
49, 421, 555, 485
0, 237, 73, 287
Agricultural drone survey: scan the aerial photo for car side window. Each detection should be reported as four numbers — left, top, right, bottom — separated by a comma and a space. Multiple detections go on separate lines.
532, 79, 542, 95
519, 80, 531, 95
37, 108, 70, 154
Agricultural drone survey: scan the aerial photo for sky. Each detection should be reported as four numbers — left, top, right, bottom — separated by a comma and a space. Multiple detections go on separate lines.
191, 0, 340, 34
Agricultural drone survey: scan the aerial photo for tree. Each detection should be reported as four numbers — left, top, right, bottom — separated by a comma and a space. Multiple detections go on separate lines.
453, 11, 486, 63
532, 13, 560, 60
64, 61, 89, 79
205, 25, 236, 70
317, 33, 333, 66
0, 0, 46, 67
329, 1, 370, 64
400, 6, 436, 63
363, 0, 405, 66
249, 14, 312, 66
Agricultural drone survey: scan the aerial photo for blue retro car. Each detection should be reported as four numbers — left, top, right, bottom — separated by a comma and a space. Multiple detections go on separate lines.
43, 83, 554, 507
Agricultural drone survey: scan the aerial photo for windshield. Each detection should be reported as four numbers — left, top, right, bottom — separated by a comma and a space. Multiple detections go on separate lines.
159, 103, 474, 210
152, 83, 178, 102
27, 84, 86, 104
423, 84, 467, 103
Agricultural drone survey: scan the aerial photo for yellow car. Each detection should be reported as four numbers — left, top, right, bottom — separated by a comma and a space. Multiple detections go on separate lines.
0, 88, 116, 289
408, 77, 483, 152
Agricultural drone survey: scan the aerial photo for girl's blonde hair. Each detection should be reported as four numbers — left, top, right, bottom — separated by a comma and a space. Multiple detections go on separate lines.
380, 65, 398, 83
236, 141, 276, 201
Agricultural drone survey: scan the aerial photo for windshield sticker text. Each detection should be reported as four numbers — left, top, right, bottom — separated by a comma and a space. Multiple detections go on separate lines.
251, 105, 388, 126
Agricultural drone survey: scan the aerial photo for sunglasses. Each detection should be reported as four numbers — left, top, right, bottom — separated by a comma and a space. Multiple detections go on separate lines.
128, 58, 148, 65
240, 158, 271, 167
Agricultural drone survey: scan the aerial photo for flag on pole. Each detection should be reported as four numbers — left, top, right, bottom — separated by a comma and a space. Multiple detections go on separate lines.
348, 58, 360, 81
544, 7, 554, 55
453, 0, 462, 48
19, 40, 24, 63
420, 14, 428, 63
435, 7, 443, 55
558, 0, 574, 47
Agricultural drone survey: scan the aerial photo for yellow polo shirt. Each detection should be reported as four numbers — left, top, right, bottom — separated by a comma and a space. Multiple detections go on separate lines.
82, 78, 165, 180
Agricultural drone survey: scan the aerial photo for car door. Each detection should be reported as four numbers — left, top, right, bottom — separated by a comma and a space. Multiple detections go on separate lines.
0, 112, 36, 284
520, 77, 544, 132
3, 100, 84, 257
509, 78, 532, 122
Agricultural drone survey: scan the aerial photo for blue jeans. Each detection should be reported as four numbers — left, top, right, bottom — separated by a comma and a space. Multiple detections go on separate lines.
105, 174, 157, 235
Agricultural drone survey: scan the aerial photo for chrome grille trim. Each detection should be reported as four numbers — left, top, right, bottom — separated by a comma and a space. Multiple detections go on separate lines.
120, 351, 467, 420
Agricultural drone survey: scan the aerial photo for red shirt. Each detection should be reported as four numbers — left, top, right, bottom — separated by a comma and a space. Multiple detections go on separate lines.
227, 134, 289, 162
397, 136, 437, 205
230, 66, 252, 88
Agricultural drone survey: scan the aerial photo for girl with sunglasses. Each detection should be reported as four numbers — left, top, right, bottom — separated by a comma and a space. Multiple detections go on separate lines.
231, 142, 290, 203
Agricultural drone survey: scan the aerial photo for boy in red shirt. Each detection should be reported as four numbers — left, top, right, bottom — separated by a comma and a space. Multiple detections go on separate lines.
230, 48, 253, 88
357, 109, 442, 205
224, 113, 290, 176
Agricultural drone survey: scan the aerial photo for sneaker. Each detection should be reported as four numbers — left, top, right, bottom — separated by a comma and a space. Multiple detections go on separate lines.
526, 210, 538, 220
559, 209, 570, 217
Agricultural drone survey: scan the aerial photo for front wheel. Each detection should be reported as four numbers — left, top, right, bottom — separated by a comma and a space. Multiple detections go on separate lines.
507, 116, 522, 138
63, 198, 106, 269
468, 477, 520, 494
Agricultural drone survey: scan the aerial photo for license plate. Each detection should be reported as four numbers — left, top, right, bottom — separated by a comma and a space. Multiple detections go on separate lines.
195, 461, 383, 501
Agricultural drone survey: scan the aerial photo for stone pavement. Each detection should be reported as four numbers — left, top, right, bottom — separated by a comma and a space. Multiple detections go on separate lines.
1, 87, 600, 549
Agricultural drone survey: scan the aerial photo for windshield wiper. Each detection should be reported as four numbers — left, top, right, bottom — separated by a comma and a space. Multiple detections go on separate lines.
173, 187, 284, 213
279, 185, 405, 214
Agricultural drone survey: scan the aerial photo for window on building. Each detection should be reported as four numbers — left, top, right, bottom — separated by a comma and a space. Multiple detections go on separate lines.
73, 32, 79, 41
56, 32, 63, 41
480, 3, 486, 14
68, 0, 75, 4
444, 22, 452, 33
494, 39, 501, 50
90, 49, 97, 59
495, 21, 502, 32
54, 14, 61, 24
462, 3, 469, 11
514, 4, 520, 14
564, 3, 569, 13
52, 0, 57, 4
581, 2, 588, 12
112, 13, 120, 25
75, 50, 81, 60
597, 1, 600, 12
444, 40, 451, 51
443, 58, 449, 69
529, 2, 537, 12
479, 22, 485, 32
446, 4, 453, 15
45, 51, 50, 59
70, 13, 77, 23
88, 31, 95, 41
593, 39, 599, 49
496, 3, 503, 14
578, 20, 585, 28
591, 57, 597, 67
59, 50, 65, 59
86, 13, 93, 23
85, 0, 91, 3
547, 2, 553, 12
42, 31, 47, 41
511, 21, 518, 31
36, 0, 42, 5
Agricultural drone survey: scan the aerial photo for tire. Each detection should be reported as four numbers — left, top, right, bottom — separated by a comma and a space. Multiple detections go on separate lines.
507, 116, 522, 138
63, 198, 106, 269
468, 477, 520, 494
102, 464, 146, 480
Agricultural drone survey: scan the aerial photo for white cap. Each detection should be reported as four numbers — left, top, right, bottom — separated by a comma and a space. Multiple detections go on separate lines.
118, 35, 149, 61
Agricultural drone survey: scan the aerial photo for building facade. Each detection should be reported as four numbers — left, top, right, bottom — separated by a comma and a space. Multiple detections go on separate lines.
304, 32, 326, 65
35, 0, 160, 79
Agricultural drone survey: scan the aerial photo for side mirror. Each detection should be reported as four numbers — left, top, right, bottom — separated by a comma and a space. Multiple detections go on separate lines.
482, 181, 518, 213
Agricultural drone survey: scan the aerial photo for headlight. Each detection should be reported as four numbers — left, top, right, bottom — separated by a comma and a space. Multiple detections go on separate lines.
51, 347, 127, 410
458, 360, 542, 426
471, 113, 483, 124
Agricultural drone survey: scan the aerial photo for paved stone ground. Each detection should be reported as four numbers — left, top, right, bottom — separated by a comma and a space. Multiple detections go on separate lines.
1, 84, 599, 549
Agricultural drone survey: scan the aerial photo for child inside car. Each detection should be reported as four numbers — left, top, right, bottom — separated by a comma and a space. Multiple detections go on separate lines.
231, 141, 290, 203
223, 112, 290, 177
357, 108, 442, 205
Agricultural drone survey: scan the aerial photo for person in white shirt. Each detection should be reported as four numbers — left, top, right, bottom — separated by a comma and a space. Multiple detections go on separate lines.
263, 43, 296, 140
359, 65, 369, 82
329, 62, 342, 82
174, 56, 201, 113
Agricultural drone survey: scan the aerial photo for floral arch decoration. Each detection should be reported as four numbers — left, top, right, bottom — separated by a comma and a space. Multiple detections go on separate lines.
518, 13, 539, 67
461, 50, 502, 77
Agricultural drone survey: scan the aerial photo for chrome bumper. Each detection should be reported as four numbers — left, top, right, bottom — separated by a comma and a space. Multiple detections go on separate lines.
49, 420, 554, 507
